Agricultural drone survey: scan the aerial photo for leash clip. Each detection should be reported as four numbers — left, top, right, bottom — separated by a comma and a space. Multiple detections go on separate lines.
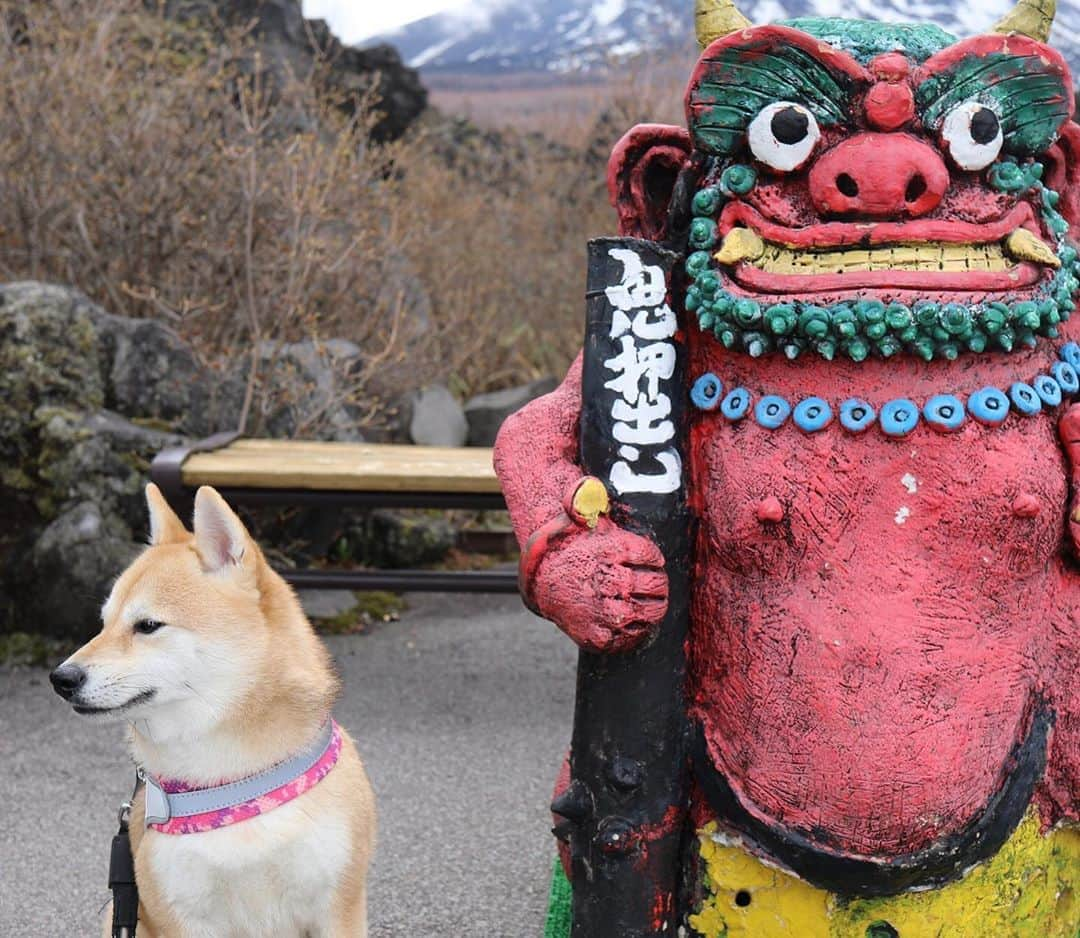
141, 771, 172, 828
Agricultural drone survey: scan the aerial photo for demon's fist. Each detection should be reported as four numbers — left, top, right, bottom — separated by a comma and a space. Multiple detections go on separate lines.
526, 515, 668, 654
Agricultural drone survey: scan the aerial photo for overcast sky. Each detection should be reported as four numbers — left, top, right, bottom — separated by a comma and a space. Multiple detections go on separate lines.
303, 0, 465, 43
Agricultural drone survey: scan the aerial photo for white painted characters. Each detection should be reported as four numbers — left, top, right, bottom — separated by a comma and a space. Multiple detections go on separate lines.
603, 247, 683, 496
604, 248, 668, 313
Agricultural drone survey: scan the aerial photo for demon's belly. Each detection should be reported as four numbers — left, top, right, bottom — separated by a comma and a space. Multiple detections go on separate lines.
688, 414, 1066, 856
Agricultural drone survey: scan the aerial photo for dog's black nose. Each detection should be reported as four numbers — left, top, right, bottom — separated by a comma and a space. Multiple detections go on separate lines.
49, 663, 87, 700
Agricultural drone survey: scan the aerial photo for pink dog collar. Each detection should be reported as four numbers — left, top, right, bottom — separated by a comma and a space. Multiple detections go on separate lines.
143, 719, 343, 835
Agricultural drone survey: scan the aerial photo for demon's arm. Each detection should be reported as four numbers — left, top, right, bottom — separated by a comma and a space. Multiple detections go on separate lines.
493, 354, 668, 652
1045, 405, 1080, 825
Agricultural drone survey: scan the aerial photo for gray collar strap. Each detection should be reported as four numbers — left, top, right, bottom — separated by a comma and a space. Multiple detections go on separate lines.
141, 719, 337, 829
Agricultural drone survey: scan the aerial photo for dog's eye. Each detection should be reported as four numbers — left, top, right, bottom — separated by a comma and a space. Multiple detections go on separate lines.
133, 619, 165, 635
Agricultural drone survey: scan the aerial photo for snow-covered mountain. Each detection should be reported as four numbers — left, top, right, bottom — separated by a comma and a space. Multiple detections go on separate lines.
370, 0, 1080, 79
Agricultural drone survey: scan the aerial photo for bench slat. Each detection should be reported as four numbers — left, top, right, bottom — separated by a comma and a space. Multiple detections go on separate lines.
180, 441, 501, 494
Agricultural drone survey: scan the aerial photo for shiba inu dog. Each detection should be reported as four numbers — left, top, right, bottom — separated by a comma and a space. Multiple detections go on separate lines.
50, 484, 375, 937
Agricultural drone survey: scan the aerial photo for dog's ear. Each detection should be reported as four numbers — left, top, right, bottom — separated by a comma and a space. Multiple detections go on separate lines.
146, 483, 188, 546
193, 486, 250, 573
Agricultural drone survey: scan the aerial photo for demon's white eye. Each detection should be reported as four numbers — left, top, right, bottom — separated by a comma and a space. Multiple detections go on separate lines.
942, 101, 1003, 171
748, 102, 821, 172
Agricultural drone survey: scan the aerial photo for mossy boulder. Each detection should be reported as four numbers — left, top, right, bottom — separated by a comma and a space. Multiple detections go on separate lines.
0, 282, 239, 512
0, 280, 452, 641
0, 283, 201, 638
17, 501, 141, 638
35, 409, 183, 529
0, 283, 107, 496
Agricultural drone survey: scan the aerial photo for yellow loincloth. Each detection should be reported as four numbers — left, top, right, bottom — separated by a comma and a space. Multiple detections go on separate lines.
690, 811, 1079, 938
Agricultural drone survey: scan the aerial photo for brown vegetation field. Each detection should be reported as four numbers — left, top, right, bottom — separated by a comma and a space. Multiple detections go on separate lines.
429, 61, 689, 147
0, 1, 688, 433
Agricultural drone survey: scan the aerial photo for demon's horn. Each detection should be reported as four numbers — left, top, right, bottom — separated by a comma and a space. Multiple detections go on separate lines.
994, 0, 1056, 42
695, 0, 752, 49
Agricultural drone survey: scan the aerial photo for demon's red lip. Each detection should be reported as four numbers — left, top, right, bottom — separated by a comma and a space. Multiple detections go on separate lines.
717, 201, 1039, 250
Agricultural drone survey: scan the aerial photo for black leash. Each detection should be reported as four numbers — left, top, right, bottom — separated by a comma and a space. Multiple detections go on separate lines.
108, 773, 141, 938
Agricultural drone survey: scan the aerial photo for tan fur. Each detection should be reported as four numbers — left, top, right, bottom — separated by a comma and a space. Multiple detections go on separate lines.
68, 485, 375, 937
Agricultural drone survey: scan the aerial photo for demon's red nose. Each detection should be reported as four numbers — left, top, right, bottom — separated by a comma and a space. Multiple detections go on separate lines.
809, 133, 949, 218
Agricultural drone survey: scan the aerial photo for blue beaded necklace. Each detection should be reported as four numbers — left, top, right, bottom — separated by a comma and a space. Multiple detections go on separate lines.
689, 343, 1080, 438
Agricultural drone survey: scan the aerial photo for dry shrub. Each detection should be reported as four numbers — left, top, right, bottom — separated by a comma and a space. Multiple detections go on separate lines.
399, 58, 689, 393
0, 0, 685, 426
0, 0, 418, 432
392, 126, 607, 393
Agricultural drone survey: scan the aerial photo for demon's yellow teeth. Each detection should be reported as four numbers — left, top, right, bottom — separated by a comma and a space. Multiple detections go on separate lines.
714, 228, 765, 266
712, 228, 1061, 274
751, 242, 1013, 274
1005, 228, 1062, 268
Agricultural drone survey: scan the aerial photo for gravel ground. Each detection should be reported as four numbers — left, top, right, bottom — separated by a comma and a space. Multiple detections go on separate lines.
0, 592, 576, 937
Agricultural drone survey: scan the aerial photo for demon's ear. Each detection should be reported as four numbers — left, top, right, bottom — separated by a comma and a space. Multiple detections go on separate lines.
1045, 121, 1080, 229
608, 124, 693, 242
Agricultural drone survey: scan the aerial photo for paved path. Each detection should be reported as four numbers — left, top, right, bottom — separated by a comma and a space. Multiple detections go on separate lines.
0, 593, 576, 937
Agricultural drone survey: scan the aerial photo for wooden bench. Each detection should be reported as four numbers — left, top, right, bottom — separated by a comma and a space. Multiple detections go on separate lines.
150, 432, 518, 594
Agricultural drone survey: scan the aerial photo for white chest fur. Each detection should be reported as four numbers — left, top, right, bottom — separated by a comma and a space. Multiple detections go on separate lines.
144, 795, 351, 937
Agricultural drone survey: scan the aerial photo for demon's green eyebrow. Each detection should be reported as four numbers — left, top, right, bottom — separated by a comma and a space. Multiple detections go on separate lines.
688, 38, 864, 156
917, 52, 1072, 156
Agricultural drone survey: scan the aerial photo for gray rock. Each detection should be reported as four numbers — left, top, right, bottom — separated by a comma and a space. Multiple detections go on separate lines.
351, 510, 457, 570
0, 281, 389, 639
20, 502, 139, 640
364, 390, 415, 444
35, 409, 184, 532
0, 284, 202, 637
342, 43, 428, 144
0, 282, 223, 508
248, 339, 366, 442
298, 589, 359, 622
250, 504, 357, 567
96, 313, 245, 437
464, 377, 558, 447
408, 385, 468, 447
374, 247, 432, 342
158, 1, 428, 144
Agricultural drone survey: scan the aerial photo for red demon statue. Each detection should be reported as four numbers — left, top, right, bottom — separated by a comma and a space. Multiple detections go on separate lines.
494, 1, 1080, 935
